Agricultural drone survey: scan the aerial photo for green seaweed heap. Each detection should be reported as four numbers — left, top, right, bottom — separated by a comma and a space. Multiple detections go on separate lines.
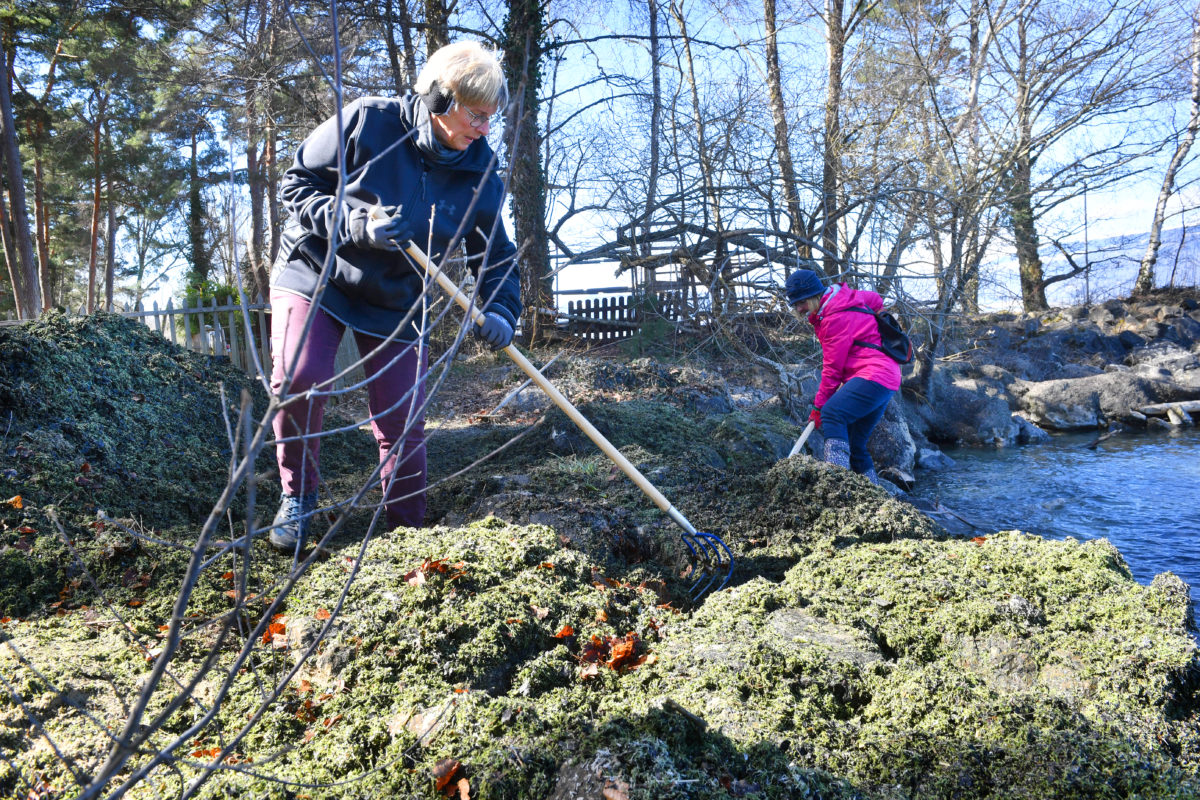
1, 315, 1198, 799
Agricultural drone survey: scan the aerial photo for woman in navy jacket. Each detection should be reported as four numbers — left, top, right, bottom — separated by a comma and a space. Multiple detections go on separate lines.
269, 41, 522, 551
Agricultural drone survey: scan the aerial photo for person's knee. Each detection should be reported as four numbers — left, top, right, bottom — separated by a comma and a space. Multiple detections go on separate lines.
850, 453, 873, 474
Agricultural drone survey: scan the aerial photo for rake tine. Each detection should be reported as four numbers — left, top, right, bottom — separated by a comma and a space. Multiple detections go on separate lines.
678, 530, 706, 584
682, 531, 717, 598
686, 531, 734, 600
679, 530, 726, 600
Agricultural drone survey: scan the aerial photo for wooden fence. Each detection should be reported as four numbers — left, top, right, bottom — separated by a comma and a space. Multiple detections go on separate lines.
119, 295, 274, 376
565, 292, 689, 343
127, 295, 369, 387
2, 288, 693, 375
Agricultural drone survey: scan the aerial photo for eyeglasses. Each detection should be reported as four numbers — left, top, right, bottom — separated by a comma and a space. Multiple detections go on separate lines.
457, 101, 501, 130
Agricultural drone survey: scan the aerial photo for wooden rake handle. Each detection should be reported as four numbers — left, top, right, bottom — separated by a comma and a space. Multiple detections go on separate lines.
404, 241, 699, 536
788, 420, 816, 459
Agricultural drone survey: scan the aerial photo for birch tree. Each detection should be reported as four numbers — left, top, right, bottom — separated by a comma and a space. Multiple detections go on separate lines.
988, 0, 1174, 311
1136, 3, 1200, 295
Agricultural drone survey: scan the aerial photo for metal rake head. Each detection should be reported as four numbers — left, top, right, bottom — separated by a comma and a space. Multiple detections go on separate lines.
679, 530, 734, 601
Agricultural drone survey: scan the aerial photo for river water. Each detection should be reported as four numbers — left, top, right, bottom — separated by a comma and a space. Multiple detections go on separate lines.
911, 427, 1200, 615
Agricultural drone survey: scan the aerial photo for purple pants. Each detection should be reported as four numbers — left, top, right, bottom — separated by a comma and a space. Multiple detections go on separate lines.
270, 290, 428, 528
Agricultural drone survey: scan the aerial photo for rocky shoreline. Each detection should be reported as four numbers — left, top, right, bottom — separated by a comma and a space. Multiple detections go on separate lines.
1, 303, 1198, 799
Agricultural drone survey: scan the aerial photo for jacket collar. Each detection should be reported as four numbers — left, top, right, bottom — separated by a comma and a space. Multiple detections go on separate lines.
812, 284, 842, 322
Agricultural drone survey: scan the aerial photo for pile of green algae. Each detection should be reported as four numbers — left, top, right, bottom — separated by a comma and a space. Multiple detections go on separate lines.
2, 313, 1199, 799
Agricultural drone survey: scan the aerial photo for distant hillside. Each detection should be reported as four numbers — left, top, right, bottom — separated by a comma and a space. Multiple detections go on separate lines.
1038, 226, 1200, 305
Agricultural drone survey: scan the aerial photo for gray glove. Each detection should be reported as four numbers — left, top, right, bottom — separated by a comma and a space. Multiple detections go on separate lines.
474, 311, 514, 350
360, 206, 413, 251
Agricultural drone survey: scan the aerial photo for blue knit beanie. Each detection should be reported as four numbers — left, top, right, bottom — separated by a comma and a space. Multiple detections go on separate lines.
785, 269, 825, 306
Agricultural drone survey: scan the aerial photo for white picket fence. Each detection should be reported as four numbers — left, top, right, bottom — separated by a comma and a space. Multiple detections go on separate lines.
128, 295, 367, 388
122, 295, 274, 374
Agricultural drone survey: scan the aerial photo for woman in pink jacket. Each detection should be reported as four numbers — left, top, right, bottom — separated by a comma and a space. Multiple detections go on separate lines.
785, 269, 902, 482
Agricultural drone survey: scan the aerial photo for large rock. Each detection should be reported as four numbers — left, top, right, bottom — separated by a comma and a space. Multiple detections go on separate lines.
1011, 371, 1200, 430
867, 398, 917, 473
1126, 341, 1200, 389
906, 364, 1020, 445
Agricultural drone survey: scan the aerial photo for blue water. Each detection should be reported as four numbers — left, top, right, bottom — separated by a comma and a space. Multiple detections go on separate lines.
911, 428, 1200, 611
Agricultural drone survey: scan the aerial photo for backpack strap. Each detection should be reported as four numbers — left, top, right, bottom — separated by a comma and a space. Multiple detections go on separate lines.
840, 306, 883, 351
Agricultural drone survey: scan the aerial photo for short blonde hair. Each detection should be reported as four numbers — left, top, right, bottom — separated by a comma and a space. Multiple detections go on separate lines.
415, 41, 508, 110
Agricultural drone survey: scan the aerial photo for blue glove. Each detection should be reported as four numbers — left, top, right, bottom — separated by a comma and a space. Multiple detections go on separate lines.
361, 206, 412, 251
474, 311, 514, 350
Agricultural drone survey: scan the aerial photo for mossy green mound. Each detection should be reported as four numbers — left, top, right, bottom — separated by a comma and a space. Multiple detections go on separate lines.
3, 522, 1197, 799
1, 318, 1198, 799
0, 311, 267, 524
0, 311, 379, 618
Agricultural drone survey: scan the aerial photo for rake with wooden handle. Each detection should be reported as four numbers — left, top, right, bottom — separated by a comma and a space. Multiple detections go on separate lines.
404, 240, 734, 600
788, 420, 816, 459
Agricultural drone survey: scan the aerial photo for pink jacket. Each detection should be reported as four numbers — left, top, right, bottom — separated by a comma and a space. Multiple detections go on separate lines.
807, 284, 903, 408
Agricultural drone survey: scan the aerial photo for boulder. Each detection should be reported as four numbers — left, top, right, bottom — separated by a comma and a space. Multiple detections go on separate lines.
1046, 362, 1104, 380
915, 446, 956, 471
1126, 341, 1200, 389
867, 398, 917, 473
907, 365, 1020, 445
1011, 371, 1200, 430
1118, 329, 1146, 350
1012, 414, 1050, 443
1167, 314, 1200, 349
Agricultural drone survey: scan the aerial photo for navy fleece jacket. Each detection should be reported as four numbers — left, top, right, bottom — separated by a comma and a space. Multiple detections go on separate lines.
272, 95, 522, 340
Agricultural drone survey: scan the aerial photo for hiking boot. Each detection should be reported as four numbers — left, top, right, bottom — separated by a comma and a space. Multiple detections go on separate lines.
270, 491, 318, 552
822, 438, 851, 471
862, 467, 881, 485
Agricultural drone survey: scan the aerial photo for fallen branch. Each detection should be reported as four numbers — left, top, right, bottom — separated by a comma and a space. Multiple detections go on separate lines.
1137, 400, 1200, 415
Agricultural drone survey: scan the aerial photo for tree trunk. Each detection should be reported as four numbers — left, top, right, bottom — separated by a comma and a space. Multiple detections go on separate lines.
383, 0, 416, 94
0, 177, 19, 315
30, 39, 64, 310
764, 0, 804, 251
1010, 159, 1048, 310
265, 15, 282, 277
266, 113, 280, 273
395, 0, 417, 88
1136, 7, 1200, 295
1009, 12, 1047, 312
187, 129, 211, 289
105, 179, 116, 312
246, 90, 270, 300
671, 0, 725, 308
820, 0, 846, 278
86, 95, 106, 314
641, 0, 662, 267
32, 139, 51, 308
0, 43, 41, 318
504, 1, 551, 343
424, 0, 450, 53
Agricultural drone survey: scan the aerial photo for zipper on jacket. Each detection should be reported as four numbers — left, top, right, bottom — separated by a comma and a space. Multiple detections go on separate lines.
405, 167, 429, 221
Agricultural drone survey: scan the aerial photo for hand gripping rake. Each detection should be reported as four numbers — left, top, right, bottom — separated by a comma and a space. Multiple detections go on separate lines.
404, 240, 734, 600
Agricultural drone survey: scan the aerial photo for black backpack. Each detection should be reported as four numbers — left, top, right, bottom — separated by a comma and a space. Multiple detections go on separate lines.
845, 306, 914, 364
